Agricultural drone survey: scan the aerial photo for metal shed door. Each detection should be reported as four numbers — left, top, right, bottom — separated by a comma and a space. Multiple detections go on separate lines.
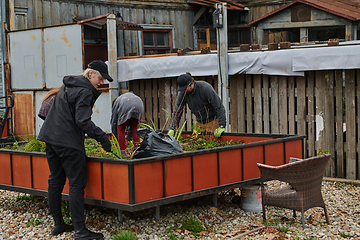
9, 24, 83, 89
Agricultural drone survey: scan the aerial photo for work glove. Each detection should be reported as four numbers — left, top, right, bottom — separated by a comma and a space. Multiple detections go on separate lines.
214, 127, 225, 138
168, 129, 175, 137
101, 138, 112, 152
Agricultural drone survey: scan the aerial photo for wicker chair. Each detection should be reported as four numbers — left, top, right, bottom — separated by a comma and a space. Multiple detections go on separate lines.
257, 154, 331, 229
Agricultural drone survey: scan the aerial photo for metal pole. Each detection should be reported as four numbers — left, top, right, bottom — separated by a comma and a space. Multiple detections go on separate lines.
215, 3, 229, 132
107, 14, 119, 101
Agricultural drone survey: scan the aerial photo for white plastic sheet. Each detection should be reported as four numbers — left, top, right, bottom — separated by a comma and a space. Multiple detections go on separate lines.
116, 42, 360, 82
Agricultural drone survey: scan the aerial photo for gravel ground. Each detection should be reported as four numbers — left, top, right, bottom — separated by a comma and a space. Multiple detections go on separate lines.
0, 179, 359, 240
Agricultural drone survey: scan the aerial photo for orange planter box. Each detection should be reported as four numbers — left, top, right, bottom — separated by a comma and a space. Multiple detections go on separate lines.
0, 132, 305, 214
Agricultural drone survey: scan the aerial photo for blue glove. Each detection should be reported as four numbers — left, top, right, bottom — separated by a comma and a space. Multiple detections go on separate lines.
214, 127, 225, 138
168, 129, 175, 137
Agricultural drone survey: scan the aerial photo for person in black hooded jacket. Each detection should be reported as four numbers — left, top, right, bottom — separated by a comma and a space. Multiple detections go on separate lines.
38, 60, 113, 240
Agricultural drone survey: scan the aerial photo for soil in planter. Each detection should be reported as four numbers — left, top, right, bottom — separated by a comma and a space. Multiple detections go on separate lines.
178, 135, 244, 152
0, 135, 244, 160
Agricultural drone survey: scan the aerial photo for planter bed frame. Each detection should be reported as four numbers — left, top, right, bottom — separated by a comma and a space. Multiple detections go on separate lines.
0, 132, 305, 221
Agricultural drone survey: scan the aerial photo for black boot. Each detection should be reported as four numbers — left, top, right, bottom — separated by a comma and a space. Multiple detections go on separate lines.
74, 221, 104, 240
52, 216, 74, 235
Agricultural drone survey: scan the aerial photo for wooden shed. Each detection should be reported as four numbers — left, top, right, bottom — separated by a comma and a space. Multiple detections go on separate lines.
248, 0, 360, 45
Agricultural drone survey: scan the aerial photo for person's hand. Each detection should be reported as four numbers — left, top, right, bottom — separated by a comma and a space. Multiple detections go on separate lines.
168, 129, 175, 137
214, 127, 225, 138
101, 138, 112, 152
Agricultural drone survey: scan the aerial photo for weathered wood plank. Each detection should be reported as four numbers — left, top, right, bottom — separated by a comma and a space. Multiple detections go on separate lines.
296, 76, 307, 156
229, 77, 238, 132
34, 0, 43, 28
315, 71, 326, 154
145, 79, 152, 125
138, 80, 145, 122
345, 70, 356, 179
324, 70, 335, 177
246, 75, 252, 133
237, 75, 246, 133
270, 76, 279, 134
152, 79, 159, 130
253, 75, 262, 133
335, 70, 344, 178
288, 76, 295, 134
262, 75, 270, 134
278, 76, 287, 134
307, 72, 315, 156
158, 78, 167, 131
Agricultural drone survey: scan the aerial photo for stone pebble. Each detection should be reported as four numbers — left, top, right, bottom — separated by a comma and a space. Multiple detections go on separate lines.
0, 180, 359, 239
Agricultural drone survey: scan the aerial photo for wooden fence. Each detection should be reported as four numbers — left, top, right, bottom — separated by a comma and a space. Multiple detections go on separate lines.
129, 69, 360, 180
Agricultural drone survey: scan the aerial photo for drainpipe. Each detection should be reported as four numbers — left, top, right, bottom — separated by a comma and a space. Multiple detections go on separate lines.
107, 14, 118, 101
214, 3, 229, 132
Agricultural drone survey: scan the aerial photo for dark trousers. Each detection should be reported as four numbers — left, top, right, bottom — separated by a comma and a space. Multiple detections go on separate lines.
46, 143, 87, 223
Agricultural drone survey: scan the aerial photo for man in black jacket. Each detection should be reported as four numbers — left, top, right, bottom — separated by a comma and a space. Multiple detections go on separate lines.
168, 73, 226, 138
38, 60, 113, 240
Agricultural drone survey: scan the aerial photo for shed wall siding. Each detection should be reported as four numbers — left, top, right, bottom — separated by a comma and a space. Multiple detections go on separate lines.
13, 0, 194, 55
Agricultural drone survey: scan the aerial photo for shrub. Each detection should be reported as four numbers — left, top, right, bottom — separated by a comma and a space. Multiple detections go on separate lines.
110, 230, 138, 240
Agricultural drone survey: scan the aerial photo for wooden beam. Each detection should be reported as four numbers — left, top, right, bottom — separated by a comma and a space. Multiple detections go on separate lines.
206, 28, 210, 48
193, 6, 207, 25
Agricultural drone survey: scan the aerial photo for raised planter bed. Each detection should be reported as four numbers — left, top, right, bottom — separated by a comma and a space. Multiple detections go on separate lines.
0, 132, 305, 221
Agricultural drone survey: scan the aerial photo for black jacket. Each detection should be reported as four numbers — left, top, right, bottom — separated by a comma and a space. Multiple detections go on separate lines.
171, 81, 226, 129
38, 75, 109, 153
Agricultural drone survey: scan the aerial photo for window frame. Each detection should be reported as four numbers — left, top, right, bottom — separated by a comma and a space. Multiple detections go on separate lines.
139, 25, 174, 55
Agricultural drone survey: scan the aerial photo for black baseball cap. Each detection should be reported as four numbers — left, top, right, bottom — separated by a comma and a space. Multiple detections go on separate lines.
88, 60, 114, 82
177, 74, 192, 92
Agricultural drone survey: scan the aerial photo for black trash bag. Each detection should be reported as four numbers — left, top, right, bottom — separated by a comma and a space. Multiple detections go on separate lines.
133, 128, 183, 159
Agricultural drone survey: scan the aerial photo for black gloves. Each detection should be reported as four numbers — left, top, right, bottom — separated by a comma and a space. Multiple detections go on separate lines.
101, 138, 112, 152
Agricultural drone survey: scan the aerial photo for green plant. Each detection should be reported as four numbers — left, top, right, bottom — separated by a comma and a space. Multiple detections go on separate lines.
110, 230, 138, 240
110, 133, 122, 159
340, 232, 350, 238
2, 197, 12, 202
317, 149, 329, 155
139, 121, 157, 131
174, 120, 187, 141
15, 194, 36, 202
27, 214, 44, 227
24, 137, 46, 152
178, 135, 243, 152
178, 215, 205, 238
61, 201, 71, 224
278, 226, 289, 233
165, 228, 184, 240
191, 121, 201, 137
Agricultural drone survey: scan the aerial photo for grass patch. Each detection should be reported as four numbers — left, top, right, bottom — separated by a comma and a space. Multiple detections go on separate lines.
110, 230, 138, 240
178, 215, 206, 238
27, 214, 44, 227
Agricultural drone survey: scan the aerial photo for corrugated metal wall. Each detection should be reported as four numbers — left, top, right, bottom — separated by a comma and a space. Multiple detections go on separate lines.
13, 0, 194, 56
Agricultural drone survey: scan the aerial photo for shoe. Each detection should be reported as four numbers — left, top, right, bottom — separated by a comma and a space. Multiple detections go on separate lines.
52, 216, 74, 235
74, 221, 104, 240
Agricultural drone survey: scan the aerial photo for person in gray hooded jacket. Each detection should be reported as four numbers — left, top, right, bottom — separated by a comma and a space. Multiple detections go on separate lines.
111, 92, 144, 154
38, 60, 112, 240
